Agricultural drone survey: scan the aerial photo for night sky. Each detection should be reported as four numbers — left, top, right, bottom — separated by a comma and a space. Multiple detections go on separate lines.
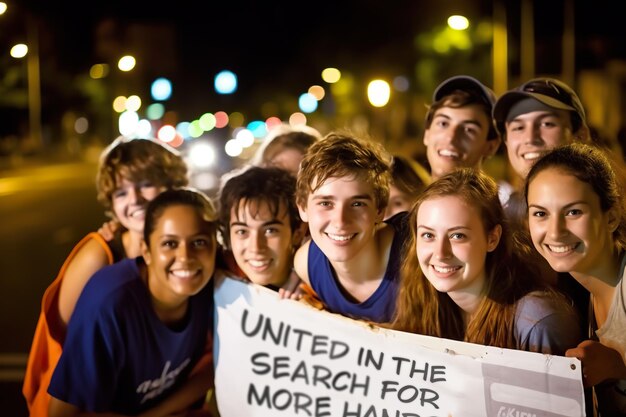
4, 0, 626, 138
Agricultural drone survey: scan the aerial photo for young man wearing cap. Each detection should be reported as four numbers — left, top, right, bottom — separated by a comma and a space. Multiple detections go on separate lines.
493, 78, 591, 372
423, 75, 501, 180
493, 77, 589, 187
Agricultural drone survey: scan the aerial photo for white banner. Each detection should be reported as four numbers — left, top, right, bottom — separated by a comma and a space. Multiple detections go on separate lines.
214, 277, 586, 417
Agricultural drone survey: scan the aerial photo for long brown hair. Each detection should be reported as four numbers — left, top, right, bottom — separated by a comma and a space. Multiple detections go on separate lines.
391, 169, 543, 348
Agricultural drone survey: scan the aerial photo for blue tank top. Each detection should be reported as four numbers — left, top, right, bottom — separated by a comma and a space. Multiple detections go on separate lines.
307, 211, 408, 323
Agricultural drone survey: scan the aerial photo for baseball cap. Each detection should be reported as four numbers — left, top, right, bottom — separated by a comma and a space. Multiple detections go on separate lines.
432, 76, 498, 140
493, 77, 586, 136
433, 75, 497, 107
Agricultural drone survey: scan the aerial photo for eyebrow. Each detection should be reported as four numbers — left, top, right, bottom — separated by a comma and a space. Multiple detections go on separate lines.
311, 194, 374, 201
417, 225, 470, 232
528, 200, 589, 210
230, 219, 285, 228
433, 113, 484, 129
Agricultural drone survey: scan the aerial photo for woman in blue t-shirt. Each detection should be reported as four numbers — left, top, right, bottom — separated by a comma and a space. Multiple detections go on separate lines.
48, 188, 217, 416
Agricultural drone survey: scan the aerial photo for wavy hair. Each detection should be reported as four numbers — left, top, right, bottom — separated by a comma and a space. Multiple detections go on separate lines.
391, 169, 544, 348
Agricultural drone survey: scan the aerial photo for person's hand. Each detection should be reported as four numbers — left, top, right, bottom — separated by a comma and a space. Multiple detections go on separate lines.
565, 340, 626, 387
278, 269, 303, 300
98, 219, 120, 241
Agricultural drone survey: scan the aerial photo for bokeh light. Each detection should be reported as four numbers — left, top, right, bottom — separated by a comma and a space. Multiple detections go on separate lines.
146, 103, 165, 120
289, 112, 307, 126
89, 63, 109, 79
118, 55, 136, 72
199, 113, 216, 131
125, 95, 142, 112
367, 79, 391, 107
448, 15, 470, 30
224, 139, 243, 157
157, 125, 177, 143
112, 96, 127, 113
151, 77, 172, 101
119, 111, 139, 136
214, 111, 229, 128
214, 70, 238, 94
74, 117, 89, 134
298, 93, 318, 113
308, 85, 325, 100
10, 44, 28, 58
321, 68, 341, 83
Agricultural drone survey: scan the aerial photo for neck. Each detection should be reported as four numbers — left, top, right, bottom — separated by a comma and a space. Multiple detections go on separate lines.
123, 230, 144, 258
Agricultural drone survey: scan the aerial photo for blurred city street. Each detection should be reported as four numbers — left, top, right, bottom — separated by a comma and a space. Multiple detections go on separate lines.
0, 151, 105, 416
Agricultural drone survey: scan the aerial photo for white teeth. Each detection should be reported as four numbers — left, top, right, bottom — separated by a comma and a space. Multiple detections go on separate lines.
548, 244, 577, 253
327, 233, 355, 242
433, 265, 460, 273
522, 152, 541, 160
248, 260, 270, 267
439, 149, 459, 157
130, 208, 146, 218
171, 269, 197, 278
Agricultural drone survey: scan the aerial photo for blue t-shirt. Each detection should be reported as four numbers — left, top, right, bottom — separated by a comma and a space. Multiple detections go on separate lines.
48, 257, 213, 414
307, 211, 408, 323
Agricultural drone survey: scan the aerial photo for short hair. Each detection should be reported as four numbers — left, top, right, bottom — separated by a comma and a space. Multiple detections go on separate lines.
425, 90, 499, 141
295, 132, 392, 211
524, 142, 626, 253
143, 188, 217, 247
96, 137, 188, 213
217, 166, 301, 249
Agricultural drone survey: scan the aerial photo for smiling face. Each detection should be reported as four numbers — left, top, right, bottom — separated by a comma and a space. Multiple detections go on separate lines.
111, 177, 165, 234
416, 195, 500, 298
504, 110, 574, 180
142, 204, 216, 307
298, 175, 383, 264
229, 199, 297, 287
423, 105, 496, 180
527, 167, 615, 275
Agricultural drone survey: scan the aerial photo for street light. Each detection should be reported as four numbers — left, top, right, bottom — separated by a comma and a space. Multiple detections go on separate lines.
4, 4, 42, 151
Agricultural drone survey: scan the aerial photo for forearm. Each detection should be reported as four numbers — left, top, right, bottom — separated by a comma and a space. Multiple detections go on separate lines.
140, 365, 214, 417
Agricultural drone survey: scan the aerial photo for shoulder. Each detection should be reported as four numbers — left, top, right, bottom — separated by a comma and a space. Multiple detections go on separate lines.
80, 259, 142, 306
294, 239, 311, 284
515, 291, 582, 355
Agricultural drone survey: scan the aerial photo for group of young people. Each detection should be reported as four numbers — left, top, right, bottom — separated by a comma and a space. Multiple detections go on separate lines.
21, 74, 626, 417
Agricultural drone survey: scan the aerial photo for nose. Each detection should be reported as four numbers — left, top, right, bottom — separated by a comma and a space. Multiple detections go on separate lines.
434, 238, 452, 261
331, 204, 350, 229
247, 231, 266, 253
547, 215, 567, 240
176, 242, 189, 261
524, 123, 544, 145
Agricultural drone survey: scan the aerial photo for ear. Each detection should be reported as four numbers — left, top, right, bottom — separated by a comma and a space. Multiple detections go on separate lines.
607, 206, 621, 233
140, 240, 151, 265
486, 224, 502, 252
483, 137, 502, 158
291, 222, 309, 247
423, 129, 430, 147
297, 203, 309, 223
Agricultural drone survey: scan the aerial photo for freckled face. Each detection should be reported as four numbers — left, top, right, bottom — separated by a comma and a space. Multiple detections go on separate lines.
143, 204, 216, 306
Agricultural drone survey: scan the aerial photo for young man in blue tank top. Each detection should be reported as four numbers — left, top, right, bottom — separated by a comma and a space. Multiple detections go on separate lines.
292, 132, 408, 323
